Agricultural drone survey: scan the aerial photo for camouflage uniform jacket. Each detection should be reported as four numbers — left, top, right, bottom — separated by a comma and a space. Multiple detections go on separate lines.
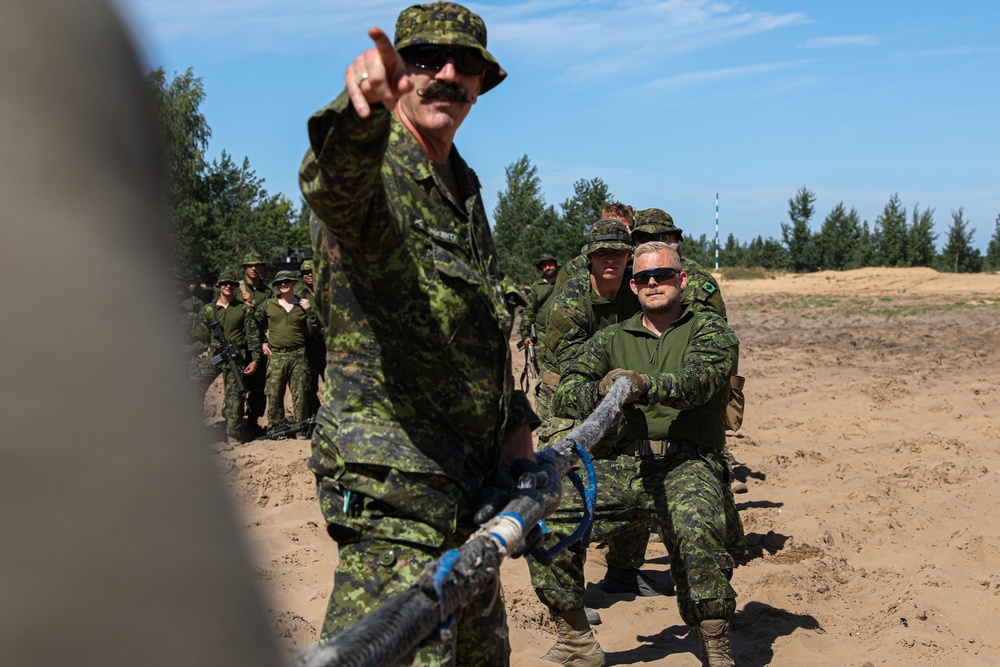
293, 282, 314, 300
517, 278, 555, 339
551, 253, 588, 293
300, 92, 536, 533
236, 279, 273, 308
554, 307, 738, 450
255, 297, 321, 349
198, 301, 263, 364
541, 272, 640, 378
681, 257, 726, 319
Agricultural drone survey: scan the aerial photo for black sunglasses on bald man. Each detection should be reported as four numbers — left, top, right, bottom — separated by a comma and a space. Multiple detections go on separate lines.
633, 268, 681, 284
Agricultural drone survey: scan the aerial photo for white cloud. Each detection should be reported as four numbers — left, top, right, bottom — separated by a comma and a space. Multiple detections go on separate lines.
799, 35, 879, 49
631, 60, 811, 95
894, 45, 1000, 58
116, 0, 809, 68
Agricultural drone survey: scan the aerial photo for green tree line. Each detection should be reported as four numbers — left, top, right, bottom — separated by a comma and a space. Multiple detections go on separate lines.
148, 67, 310, 286
493, 158, 1000, 280
152, 68, 1000, 284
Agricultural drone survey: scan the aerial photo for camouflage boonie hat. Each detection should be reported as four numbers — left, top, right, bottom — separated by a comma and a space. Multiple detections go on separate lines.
215, 271, 240, 286
394, 2, 506, 94
536, 255, 557, 269
299, 259, 314, 273
271, 270, 299, 285
581, 219, 633, 256
241, 251, 265, 266
633, 208, 684, 241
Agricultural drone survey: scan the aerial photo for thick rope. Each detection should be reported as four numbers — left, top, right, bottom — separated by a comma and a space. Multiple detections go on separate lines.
291, 377, 632, 667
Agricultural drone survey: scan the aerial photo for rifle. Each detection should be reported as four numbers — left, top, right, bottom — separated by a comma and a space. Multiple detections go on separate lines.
207, 321, 250, 400
292, 378, 633, 667
263, 417, 315, 441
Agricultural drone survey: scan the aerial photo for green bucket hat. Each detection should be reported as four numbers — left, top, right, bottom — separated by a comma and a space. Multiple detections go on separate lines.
632, 208, 684, 241
394, 2, 506, 94
215, 271, 240, 286
299, 259, 314, 273
241, 251, 265, 266
582, 219, 633, 256
271, 270, 299, 286
535, 255, 558, 269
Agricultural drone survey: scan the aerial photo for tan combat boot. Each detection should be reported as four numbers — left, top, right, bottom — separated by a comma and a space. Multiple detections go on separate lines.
540, 608, 606, 667
697, 619, 735, 667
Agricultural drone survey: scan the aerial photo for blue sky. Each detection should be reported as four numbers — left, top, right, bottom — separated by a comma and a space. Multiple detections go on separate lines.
116, 0, 1000, 252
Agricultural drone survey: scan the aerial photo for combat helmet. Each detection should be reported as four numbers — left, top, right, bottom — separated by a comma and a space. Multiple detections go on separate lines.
394, 2, 506, 94
632, 208, 684, 242
271, 270, 299, 286
581, 218, 633, 256
241, 251, 266, 266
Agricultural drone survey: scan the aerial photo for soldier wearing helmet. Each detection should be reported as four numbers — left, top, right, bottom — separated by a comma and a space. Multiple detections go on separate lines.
517, 254, 559, 348
295, 259, 325, 420
235, 250, 273, 436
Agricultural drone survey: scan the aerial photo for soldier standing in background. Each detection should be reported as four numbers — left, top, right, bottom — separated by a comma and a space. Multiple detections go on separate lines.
296, 259, 325, 420
518, 255, 558, 353
535, 219, 637, 448
552, 202, 634, 293
298, 3, 538, 663
197, 272, 263, 444
257, 270, 320, 433
237, 251, 272, 435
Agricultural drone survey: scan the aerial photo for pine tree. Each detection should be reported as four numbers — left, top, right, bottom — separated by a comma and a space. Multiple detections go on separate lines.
847, 220, 878, 269
816, 202, 859, 271
937, 208, 982, 273
906, 205, 937, 267
780, 187, 819, 272
492, 155, 558, 285
875, 193, 908, 267
985, 214, 1000, 273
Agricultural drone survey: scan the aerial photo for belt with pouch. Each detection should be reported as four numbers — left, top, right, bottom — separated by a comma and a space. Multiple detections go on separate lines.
623, 438, 688, 458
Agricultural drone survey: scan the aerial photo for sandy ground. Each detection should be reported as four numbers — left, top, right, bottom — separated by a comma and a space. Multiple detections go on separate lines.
208, 267, 1000, 666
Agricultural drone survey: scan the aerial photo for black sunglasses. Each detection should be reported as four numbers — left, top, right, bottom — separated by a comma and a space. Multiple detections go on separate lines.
401, 45, 487, 76
633, 268, 681, 284
632, 232, 668, 244
218, 281, 239, 288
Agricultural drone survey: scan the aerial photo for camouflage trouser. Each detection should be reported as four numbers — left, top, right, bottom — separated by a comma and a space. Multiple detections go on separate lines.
605, 476, 748, 569
304, 338, 325, 419
311, 451, 511, 666
190, 355, 219, 398
245, 356, 267, 427
604, 522, 652, 569
528, 449, 737, 626
264, 348, 308, 427
188, 353, 217, 399
322, 534, 510, 667
221, 362, 249, 437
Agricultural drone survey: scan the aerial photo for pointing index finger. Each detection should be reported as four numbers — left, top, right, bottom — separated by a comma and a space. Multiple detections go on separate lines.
368, 27, 410, 95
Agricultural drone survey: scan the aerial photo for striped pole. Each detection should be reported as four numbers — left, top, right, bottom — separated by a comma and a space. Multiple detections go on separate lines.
715, 192, 720, 271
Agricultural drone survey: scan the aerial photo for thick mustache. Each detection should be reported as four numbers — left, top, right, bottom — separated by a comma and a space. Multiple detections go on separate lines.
417, 81, 472, 104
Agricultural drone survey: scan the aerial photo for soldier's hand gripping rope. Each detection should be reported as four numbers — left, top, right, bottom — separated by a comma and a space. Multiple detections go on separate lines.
291, 377, 634, 667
